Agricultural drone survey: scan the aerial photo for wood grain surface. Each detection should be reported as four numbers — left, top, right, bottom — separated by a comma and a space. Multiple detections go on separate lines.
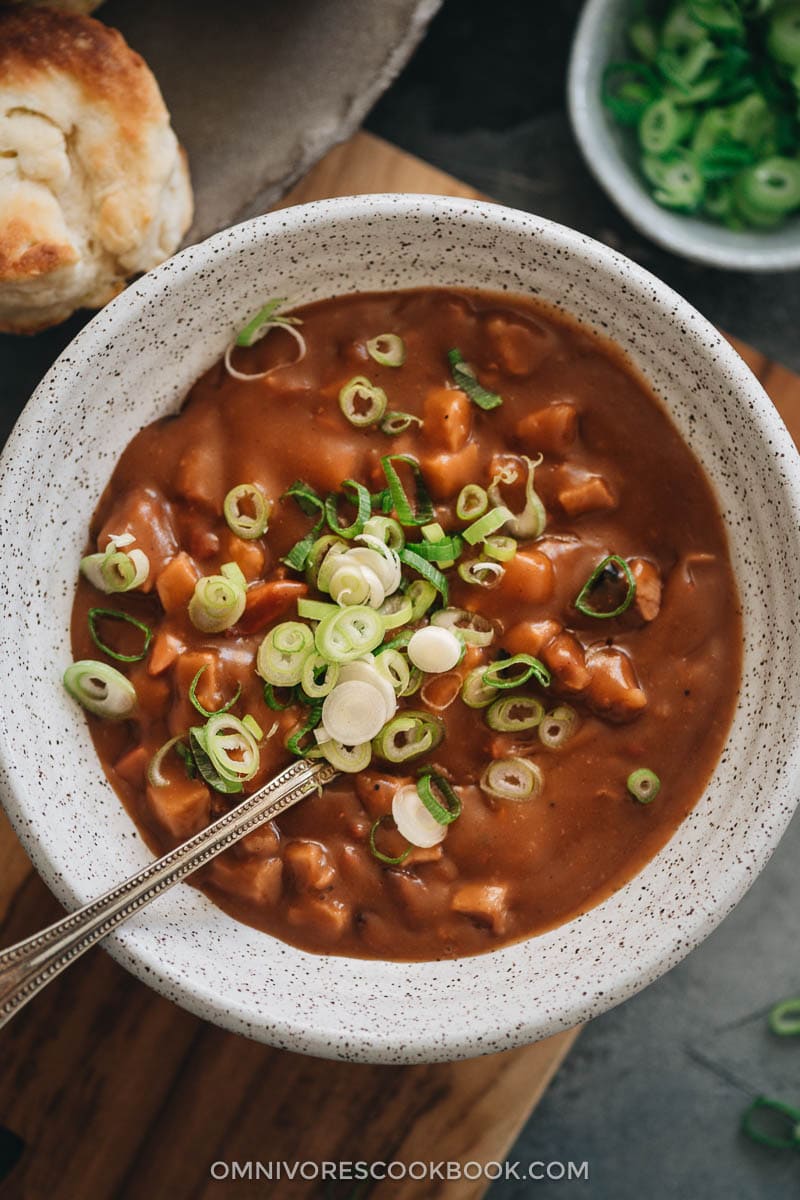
0, 131, 794, 1200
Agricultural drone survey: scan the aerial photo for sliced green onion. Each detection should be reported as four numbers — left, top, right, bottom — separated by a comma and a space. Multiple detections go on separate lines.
315, 736, 372, 773
734, 156, 800, 215
325, 479, 372, 540
314, 605, 385, 663
602, 61, 660, 125
297, 598, 339, 621
431, 607, 494, 647
575, 555, 636, 619
483, 534, 517, 562
488, 454, 546, 539
480, 756, 543, 802
300, 653, 340, 699
369, 814, 411, 864
486, 695, 545, 732
147, 735, 187, 786
304, 535, 347, 588
408, 532, 464, 563
627, 767, 661, 804
399, 548, 449, 605
457, 559, 504, 588
88, 608, 152, 663
372, 709, 444, 763
538, 705, 578, 749
378, 592, 414, 630
286, 703, 324, 756
63, 659, 136, 718
417, 771, 461, 825
768, 997, 800, 1037
257, 621, 315, 686
81, 535, 149, 594
461, 666, 497, 708
281, 480, 326, 571
316, 542, 351, 594
263, 683, 296, 710
448, 348, 503, 410
687, 0, 745, 38
189, 713, 260, 794
741, 1096, 800, 1150
366, 333, 406, 367
235, 297, 293, 347
242, 713, 263, 740
639, 97, 695, 154
363, 515, 405, 550
380, 411, 422, 436
380, 454, 434, 526
374, 648, 411, 694
642, 149, 705, 211
406, 578, 438, 621
456, 484, 488, 521
482, 654, 551, 690
189, 666, 241, 718
338, 376, 387, 427
462, 505, 513, 545
223, 483, 271, 540
768, 3, 800, 65
188, 565, 247, 633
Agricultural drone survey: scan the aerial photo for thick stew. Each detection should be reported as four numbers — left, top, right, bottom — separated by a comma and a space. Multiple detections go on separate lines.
67, 288, 742, 960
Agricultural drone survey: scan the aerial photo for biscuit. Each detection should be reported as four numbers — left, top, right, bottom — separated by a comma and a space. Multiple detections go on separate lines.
0, 9, 193, 332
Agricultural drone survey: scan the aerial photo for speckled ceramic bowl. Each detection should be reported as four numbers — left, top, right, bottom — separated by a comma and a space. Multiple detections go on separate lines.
568, 0, 800, 271
1, 195, 800, 1064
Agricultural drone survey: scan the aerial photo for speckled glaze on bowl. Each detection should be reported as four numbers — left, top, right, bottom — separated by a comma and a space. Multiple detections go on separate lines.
568, 0, 800, 272
1, 195, 800, 1064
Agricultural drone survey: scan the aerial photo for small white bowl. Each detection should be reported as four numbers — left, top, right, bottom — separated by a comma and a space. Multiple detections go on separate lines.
568, 0, 800, 271
1, 194, 800, 1063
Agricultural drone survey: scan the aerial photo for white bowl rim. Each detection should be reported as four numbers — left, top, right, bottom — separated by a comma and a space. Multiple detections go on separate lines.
567, 0, 800, 272
1, 192, 800, 1061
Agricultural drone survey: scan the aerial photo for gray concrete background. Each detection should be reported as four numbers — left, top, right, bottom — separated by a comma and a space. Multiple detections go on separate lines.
367, 5, 800, 1196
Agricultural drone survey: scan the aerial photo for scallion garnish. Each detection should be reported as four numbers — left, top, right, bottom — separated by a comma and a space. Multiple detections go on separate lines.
226, 299, 306, 380
235, 298, 290, 347
324, 479, 372, 539
380, 411, 422, 436
575, 555, 637, 619
398, 547, 449, 605
363, 515, 405, 551
263, 682, 297, 710
223, 483, 271, 540
87, 607, 153, 663
483, 534, 517, 562
480, 756, 543, 802
768, 997, 800, 1038
487, 455, 546, 539
627, 767, 661, 803
299, 653, 340, 699
486, 695, 545, 732
147, 735, 188, 787
456, 483, 489, 521
380, 454, 434, 526
257, 621, 315, 687
405, 578, 438, 621
369, 814, 412, 865
189, 713, 261, 794
462, 505, 513, 545
188, 563, 247, 633
430, 607, 495, 647
338, 376, 388, 427
63, 659, 137, 718
314, 737, 372, 773
417, 771, 462, 825
461, 666, 498, 709
538, 705, 578, 749
482, 654, 551, 691
314, 605, 385, 663
457, 559, 504, 588
366, 333, 406, 367
407, 533, 464, 563
448, 348, 503, 410
81, 533, 149, 595
372, 710, 444, 763
281, 480, 326, 571
286, 703, 324, 757
189, 665, 242, 719
741, 1096, 800, 1150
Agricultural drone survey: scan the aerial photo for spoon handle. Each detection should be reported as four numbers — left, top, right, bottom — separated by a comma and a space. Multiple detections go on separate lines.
0, 757, 337, 1029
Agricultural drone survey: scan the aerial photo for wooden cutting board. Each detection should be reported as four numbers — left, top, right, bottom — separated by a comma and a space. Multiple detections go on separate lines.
1, 132, 797, 1200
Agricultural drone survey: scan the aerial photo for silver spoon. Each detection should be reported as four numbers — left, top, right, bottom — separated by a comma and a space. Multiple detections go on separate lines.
0, 757, 337, 1029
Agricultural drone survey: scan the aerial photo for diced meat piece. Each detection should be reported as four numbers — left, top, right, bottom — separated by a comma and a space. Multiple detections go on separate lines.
585, 646, 646, 722
353, 771, 411, 820
503, 618, 561, 658
236, 580, 307, 635
497, 550, 555, 604
175, 415, 225, 512
558, 474, 617, 518
423, 386, 472, 452
516, 402, 578, 457
482, 314, 551, 376
630, 558, 662, 622
96, 486, 178, 591
146, 778, 211, 841
386, 870, 450, 926
283, 840, 336, 892
219, 529, 266, 582
421, 442, 480, 500
147, 630, 182, 676
541, 632, 591, 693
188, 527, 220, 561
286, 896, 350, 940
451, 882, 510, 934
209, 855, 282, 907
156, 552, 200, 614
114, 745, 149, 788
235, 822, 280, 859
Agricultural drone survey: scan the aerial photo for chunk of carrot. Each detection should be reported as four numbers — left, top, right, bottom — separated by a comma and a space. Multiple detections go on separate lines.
114, 744, 149, 788
219, 529, 265, 581
146, 779, 211, 841
147, 630, 181, 676
497, 550, 555, 604
558, 474, 617, 518
420, 442, 480, 501
516, 402, 578, 457
156, 552, 200, 614
423, 386, 473, 452
502, 619, 560, 658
